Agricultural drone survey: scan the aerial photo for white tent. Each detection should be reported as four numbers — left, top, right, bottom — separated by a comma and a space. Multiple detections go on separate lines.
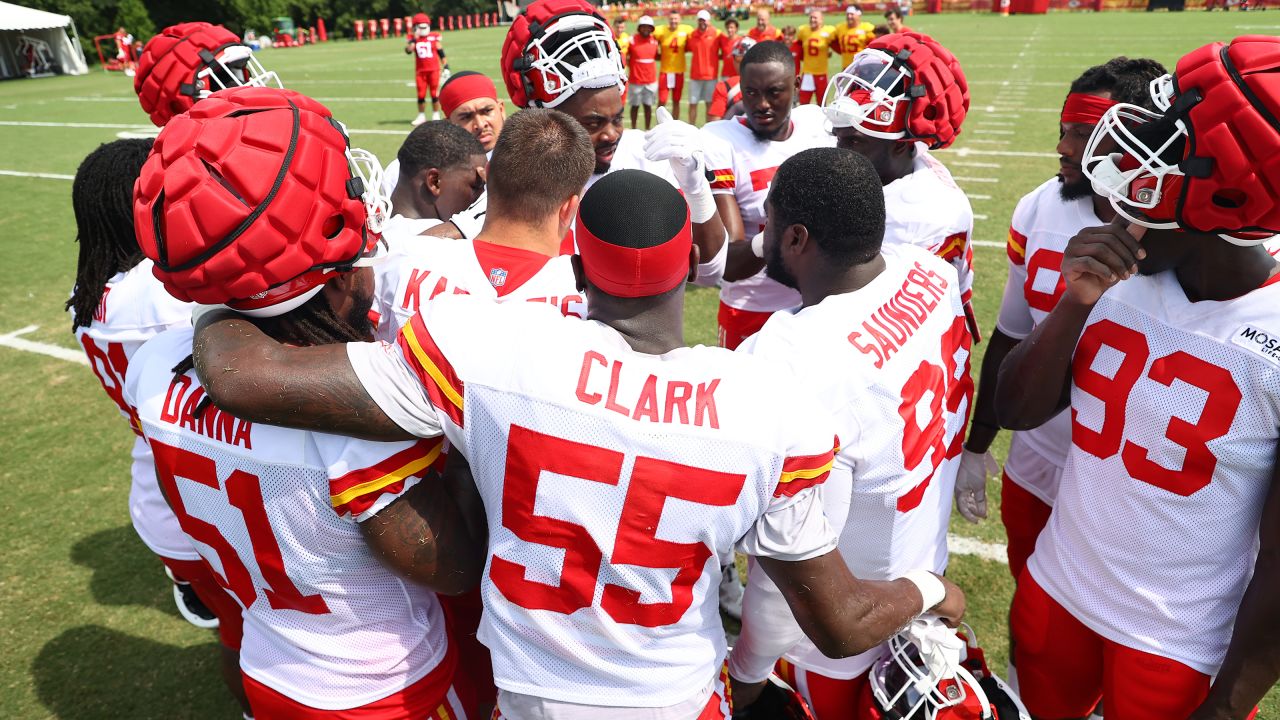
0, 1, 88, 79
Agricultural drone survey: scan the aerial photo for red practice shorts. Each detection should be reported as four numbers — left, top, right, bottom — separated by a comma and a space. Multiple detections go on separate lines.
717, 301, 772, 350
798, 75, 829, 105
775, 658, 872, 720
659, 72, 686, 106
242, 642, 473, 719
1011, 572, 1256, 720
439, 587, 495, 707
416, 68, 442, 101
999, 471, 1053, 581
161, 556, 244, 650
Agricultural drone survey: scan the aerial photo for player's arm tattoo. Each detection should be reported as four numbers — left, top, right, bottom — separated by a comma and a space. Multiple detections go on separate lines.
192, 310, 413, 441
1189, 447, 1280, 719
359, 454, 487, 594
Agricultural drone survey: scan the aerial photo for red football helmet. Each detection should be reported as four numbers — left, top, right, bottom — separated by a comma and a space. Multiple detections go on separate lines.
412, 12, 431, 36
823, 31, 969, 150
864, 619, 1030, 720
1082, 35, 1280, 245
500, 0, 624, 108
133, 87, 388, 315
134, 22, 282, 127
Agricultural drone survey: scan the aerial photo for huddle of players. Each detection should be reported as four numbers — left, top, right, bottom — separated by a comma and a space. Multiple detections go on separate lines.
66, 7, 1280, 720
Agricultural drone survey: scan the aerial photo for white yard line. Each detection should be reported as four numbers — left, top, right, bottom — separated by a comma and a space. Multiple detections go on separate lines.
973, 129, 1015, 135
0, 119, 408, 136
944, 147, 1057, 159
973, 214, 990, 221
967, 194, 992, 201
948, 534, 1008, 564
949, 161, 1002, 168
965, 138, 1011, 145
0, 326, 87, 366
954, 176, 1000, 183
972, 240, 1005, 249
0, 169, 73, 180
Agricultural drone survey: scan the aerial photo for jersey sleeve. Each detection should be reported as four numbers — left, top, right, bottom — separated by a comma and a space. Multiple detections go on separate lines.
321, 436, 446, 521
346, 338, 447, 440
996, 194, 1037, 339
736, 379, 840, 562
701, 126, 737, 194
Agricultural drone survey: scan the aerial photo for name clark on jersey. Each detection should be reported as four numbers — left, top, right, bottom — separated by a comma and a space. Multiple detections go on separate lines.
849, 263, 951, 369
575, 350, 721, 428
161, 373, 253, 449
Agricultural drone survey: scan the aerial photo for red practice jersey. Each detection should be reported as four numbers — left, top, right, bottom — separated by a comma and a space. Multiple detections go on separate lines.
412, 33, 444, 72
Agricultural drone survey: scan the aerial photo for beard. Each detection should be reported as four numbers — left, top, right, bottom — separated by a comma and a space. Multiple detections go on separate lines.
1058, 173, 1094, 201
763, 232, 798, 289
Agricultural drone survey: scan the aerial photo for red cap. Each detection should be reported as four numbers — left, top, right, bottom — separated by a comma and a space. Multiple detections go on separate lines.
413, 12, 430, 25
575, 169, 692, 298
441, 72, 499, 117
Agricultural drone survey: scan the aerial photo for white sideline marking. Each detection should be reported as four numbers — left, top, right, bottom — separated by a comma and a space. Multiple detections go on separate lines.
954, 176, 999, 183
950, 161, 1001, 169
0, 326, 87, 366
948, 534, 1008, 564
973, 240, 1005, 249
0, 169, 73, 180
0, 119, 407, 136
947, 147, 1057, 159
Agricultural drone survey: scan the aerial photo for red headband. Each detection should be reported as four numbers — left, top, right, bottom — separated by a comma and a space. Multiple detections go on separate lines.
441, 74, 499, 118
1061, 92, 1118, 125
576, 208, 692, 298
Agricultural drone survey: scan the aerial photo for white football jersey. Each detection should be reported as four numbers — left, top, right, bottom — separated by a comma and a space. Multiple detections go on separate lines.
740, 245, 971, 679
124, 327, 452, 710
996, 177, 1103, 503
703, 106, 835, 313
1029, 270, 1280, 674
347, 296, 840, 707
881, 145, 975, 321
71, 260, 196, 560
373, 237, 585, 342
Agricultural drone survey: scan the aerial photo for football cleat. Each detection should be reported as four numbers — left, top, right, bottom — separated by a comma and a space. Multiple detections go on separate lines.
1082, 35, 1280, 244
864, 618, 1031, 720
134, 86, 388, 313
162, 565, 219, 629
134, 22, 282, 127
823, 31, 968, 150
500, 0, 625, 109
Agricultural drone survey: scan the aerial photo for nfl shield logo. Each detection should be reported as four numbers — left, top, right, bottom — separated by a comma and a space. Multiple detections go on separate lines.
489, 267, 508, 288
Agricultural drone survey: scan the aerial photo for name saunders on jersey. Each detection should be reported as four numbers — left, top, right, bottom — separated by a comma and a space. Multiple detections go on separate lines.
1233, 325, 1280, 367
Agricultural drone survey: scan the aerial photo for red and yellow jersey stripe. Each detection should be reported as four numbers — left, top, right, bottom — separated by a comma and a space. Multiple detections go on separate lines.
775, 436, 839, 498
709, 167, 736, 191
1007, 227, 1028, 266
936, 231, 969, 264
329, 437, 445, 518
398, 313, 465, 427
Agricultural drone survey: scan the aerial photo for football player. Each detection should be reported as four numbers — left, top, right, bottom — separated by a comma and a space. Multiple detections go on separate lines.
67, 139, 248, 717
794, 10, 835, 105
702, 40, 836, 350
134, 21, 282, 127
129, 86, 481, 718
653, 12, 692, 119
187, 167, 966, 720
833, 6, 874, 70
440, 71, 506, 153
823, 32, 978, 342
384, 120, 488, 247
406, 13, 449, 125
995, 36, 1280, 718
963, 57, 1168, 579
729, 147, 973, 718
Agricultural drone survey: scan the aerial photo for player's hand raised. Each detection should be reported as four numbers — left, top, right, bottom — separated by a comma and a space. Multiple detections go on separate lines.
643, 106, 705, 190
1061, 217, 1147, 306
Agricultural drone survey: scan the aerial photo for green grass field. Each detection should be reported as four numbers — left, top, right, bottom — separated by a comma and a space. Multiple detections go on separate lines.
3, 11, 1278, 717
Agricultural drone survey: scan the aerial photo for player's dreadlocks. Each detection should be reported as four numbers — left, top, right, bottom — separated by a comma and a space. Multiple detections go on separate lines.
1070, 56, 1168, 111
171, 278, 374, 418
67, 139, 153, 330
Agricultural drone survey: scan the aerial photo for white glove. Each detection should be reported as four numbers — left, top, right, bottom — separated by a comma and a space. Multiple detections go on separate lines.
448, 191, 487, 240
954, 449, 998, 523
643, 107, 716, 223
440, 66, 452, 83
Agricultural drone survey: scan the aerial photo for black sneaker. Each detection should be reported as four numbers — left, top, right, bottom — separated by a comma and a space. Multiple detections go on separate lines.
163, 567, 219, 629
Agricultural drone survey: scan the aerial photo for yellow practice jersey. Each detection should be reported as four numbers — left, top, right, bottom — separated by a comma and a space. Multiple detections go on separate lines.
615, 31, 631, 60
834, 21, 875, 67
654, 23, 693, 73
796, 24, 836, 76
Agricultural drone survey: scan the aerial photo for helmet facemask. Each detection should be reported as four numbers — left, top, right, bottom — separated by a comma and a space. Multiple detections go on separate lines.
196, 44, 283, 98
823, 49, 910, 138
871, 618, 993, 720
525, 14, 624, 108
1082, 102, 1187, 232
414, 23, 431, 37
333, 117, 391, 237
